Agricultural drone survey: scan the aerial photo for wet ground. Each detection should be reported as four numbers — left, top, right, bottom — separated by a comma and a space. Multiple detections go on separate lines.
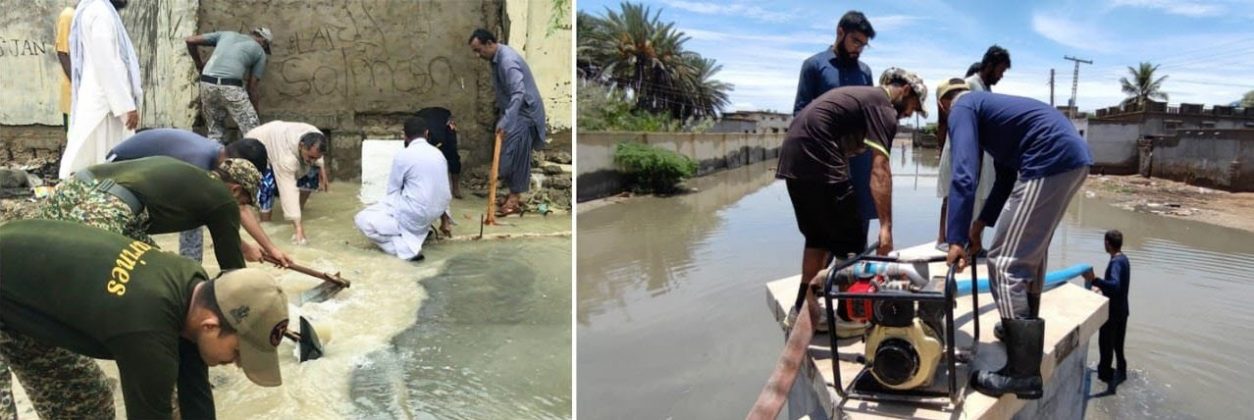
577, 145, 1254, 419
10, 183, 571, 419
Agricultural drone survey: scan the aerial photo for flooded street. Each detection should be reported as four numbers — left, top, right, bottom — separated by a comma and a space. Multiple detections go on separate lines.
11, 183, 571, 419
577, 145, 1254, 419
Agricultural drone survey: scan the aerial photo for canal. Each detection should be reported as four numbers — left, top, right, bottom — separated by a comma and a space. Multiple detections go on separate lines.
577, 144, 1254, 419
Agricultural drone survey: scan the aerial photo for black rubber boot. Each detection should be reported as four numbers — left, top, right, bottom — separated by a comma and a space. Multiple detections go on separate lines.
971, 318, 1045, 399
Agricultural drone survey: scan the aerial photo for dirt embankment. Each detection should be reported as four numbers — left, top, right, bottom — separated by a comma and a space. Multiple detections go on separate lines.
1084, 175, 1254, 233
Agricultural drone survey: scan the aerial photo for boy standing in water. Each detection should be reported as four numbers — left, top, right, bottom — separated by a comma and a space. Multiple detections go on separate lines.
1084, 229, 1131, 392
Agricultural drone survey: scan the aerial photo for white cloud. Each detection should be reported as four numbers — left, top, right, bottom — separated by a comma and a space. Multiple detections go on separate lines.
873, 15, 928, 32
1030, 12, 1116, 53
1108, 0, 1225, 17
663, 0, 794, 23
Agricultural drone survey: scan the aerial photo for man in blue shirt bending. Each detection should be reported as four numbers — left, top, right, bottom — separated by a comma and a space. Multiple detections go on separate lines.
1084, 229, 1131, 393
937, 78, 1093, 399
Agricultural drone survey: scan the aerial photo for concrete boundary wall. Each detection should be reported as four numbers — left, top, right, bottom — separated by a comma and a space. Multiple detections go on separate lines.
576, 131, 785, 202
1148, 130, 1254, 192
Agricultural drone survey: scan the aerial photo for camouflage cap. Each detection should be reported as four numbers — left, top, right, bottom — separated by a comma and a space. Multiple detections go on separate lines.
213, 268, 288, 387
879, 67, 929, 118
220, 158, 261, 203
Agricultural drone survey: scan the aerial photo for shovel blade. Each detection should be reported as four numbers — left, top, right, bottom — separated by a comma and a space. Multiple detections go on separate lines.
298, 316, 325, 362
299, 281, 346, 304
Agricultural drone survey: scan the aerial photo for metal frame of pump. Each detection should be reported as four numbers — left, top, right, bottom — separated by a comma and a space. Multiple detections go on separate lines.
821, 252, 981, 407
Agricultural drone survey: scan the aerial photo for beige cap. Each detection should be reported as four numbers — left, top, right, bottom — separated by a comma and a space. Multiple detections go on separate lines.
936, 78, 971, 102
214, 268, 289, 387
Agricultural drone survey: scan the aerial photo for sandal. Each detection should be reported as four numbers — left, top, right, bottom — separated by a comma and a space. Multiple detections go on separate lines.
495, 204, 523, 217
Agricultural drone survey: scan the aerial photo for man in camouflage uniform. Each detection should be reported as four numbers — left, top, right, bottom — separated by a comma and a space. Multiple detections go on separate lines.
35, 157, 261, 266
0, 157, 262, 417
186, 28, 272, 142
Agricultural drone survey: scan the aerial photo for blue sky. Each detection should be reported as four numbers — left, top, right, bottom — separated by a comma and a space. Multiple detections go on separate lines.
577, 0, 1254, 124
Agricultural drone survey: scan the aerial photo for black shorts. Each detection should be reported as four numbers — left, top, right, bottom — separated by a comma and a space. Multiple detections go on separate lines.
785, 179, 866, 255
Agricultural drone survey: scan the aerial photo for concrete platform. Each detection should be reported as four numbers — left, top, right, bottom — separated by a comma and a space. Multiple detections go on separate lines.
765, 249, 1108, 419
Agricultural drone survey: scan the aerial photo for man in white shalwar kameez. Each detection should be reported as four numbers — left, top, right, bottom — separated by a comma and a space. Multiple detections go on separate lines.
355, 116, 453, 261
59, 0, 142, 179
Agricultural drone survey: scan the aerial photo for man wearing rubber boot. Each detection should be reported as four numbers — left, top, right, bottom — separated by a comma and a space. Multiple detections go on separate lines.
0, 219, 288, 419
937, 78, 1092, 399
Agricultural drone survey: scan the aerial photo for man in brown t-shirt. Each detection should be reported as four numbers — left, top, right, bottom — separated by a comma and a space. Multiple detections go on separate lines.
776, 67, 927, 334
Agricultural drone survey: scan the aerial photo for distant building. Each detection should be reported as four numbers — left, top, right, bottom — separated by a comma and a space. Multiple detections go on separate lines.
709, 111, 793, 134
1084, 100, 1254, 191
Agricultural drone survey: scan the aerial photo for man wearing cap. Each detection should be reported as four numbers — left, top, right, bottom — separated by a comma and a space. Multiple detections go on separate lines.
0, 219, 288, 419
186, 27, 272, 142
107, 128, 294, 267
38, 156, 263, 270
777, 68, 926, 333
936, 79, 1092, 399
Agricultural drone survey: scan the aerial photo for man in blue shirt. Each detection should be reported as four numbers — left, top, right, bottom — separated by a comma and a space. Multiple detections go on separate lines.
1084, 229, 1131, 392
937, 78, 1092, 399
793, 11, 879, 250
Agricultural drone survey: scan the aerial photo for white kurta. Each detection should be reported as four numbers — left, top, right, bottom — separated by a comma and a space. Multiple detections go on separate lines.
354, 139, 451, 260
59, 1, 139, 179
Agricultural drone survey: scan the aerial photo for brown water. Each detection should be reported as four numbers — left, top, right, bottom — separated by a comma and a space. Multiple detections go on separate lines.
12, 183, 571, 419
576, 145, 1254, 419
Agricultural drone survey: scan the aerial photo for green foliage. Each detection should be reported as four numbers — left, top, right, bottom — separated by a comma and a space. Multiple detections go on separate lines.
1243, 90, 1254, 108
578, 83, 713, 132
578, 1, 732, 120
614, 142, 697, 193
548, 0, 570, 36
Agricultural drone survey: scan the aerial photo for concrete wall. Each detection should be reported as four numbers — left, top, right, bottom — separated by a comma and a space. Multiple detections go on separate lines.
1149, 130, 1254, 192
1087, 121, 1141, 174
0, 0, 199, 128
3, 0, 572, 187
197, 0, 504, 179
576, 131, 785, 201
506, 0, 571, 132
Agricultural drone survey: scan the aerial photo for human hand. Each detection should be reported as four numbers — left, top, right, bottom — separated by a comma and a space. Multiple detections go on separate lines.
968, 221, 984, 258
877, 226, 893, 256
124, 110, 139, 131
264, 246, 293, 267
1091, 286, 1103, 294
318, 180, 329, 192
946, 243, 967, 271
1082, 267, 1096, 282
242, 241, 263, 262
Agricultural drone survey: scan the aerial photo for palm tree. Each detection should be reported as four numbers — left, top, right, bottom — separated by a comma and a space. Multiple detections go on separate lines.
577, 2, 731, 120
1120, 62, 1168, 109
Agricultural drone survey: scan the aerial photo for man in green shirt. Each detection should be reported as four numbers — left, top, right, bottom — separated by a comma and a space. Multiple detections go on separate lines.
0, 219, 289, 419
40, 156, 261, 270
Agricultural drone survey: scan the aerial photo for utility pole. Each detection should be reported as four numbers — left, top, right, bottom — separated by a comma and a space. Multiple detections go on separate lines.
1063, 56, 1092, 118
1049, 68, 1055, 107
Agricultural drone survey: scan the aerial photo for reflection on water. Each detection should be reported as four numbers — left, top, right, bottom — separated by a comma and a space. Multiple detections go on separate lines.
151, 184, 570, 419
577, 144, 1254, 419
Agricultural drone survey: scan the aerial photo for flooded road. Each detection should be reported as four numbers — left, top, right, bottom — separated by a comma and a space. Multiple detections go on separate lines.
8, 183, 571, 419
576, 145, 1254, 419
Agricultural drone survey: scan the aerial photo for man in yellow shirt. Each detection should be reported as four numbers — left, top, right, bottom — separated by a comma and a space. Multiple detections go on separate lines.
55, 6, 74, 131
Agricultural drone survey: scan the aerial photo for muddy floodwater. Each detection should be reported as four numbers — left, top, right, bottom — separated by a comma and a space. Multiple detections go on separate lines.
13, 182, 571, 419
577, 144, 1254, 419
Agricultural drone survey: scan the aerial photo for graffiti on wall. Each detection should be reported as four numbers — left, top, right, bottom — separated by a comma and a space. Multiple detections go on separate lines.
201, 0, 480, 115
